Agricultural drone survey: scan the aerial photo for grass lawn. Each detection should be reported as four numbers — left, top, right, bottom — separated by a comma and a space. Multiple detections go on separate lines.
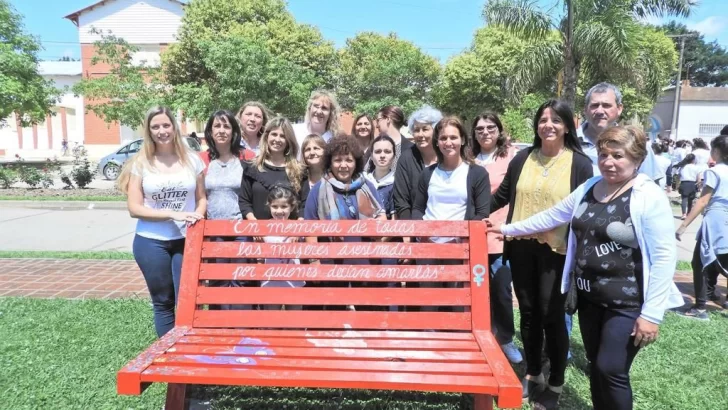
0, 298, 725, 410
0, 250, 134, 260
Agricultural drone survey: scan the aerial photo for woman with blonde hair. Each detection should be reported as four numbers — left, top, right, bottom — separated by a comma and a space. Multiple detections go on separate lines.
293, 90, 341, 152
118, 106, 207, 337
236, 101, 271, 157
239, 117, 302, 224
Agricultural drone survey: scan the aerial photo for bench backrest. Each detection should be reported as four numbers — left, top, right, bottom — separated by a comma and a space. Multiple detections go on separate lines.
176, 220, 491, 333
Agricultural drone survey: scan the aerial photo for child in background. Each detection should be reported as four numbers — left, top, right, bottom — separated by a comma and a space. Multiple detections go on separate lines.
261, 185, 304, 310
676, 153, 702, 219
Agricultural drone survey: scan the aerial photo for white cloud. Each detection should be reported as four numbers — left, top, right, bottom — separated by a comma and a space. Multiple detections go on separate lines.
687, 16, 726, 37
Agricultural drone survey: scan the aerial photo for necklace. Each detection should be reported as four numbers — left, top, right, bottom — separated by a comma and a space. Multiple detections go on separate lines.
438, 165, 457, 184
216, 156, 235, 168
537, 148, 565, 177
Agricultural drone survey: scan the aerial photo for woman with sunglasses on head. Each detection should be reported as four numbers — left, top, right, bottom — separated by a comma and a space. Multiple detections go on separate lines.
239, 117, 302, 229
372, 105, 414, 171
470, 111, 522, 365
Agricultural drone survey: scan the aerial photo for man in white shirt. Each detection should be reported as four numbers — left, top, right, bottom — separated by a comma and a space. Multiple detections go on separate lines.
577, 82, 661, 180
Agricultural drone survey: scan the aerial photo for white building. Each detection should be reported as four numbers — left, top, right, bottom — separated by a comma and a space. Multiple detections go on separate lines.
0, 0, 191, 160
0, 61, 84, 159
650, 85, 728, 142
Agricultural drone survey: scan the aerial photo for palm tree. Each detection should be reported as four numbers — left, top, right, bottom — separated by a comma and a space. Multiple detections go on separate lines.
482, 0, 697, 107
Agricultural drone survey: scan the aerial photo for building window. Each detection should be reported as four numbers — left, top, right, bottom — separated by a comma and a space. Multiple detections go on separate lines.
698, 124, 727, 138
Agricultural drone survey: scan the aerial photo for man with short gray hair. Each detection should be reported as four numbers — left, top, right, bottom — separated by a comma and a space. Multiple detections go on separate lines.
577, 82, 661, 180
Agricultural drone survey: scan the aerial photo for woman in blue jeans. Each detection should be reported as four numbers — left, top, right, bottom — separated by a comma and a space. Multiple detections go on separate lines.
118, 106, 207, 337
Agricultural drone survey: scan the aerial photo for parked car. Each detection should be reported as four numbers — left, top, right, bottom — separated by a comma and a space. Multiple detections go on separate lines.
98, 136, 202, 180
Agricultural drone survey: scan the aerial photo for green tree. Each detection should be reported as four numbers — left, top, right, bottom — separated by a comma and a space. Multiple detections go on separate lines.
336, 32, 441, 115
163, 0, 336, 119
660, 21, 728, 86
0, 0, 59, 126
482, 0, 694, 107
433, 27, 556, 119
175, 35, 317, 120
73, 31, 174, 127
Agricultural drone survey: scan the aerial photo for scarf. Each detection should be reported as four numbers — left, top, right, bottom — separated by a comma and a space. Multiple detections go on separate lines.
317, 173, 384, 220
363, 169, 395, 190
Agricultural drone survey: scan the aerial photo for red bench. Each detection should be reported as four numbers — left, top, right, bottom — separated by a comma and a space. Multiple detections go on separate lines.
117, 220, 522, 409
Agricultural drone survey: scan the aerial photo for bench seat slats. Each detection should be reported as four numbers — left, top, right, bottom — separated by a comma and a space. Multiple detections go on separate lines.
195, 287, 471, 306
166, 344, 485, 362
155, 354, 492, 375
187, 328, 475, 341
201, 242, 470, 260
193, 310, 472, 330
140, 365, 500, 395
204, 220, 470, 237
176, 336, 481, 351
198, 263, 470, 282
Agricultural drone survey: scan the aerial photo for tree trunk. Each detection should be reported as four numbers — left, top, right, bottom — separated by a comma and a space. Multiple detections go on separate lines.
563, 44, 578, 109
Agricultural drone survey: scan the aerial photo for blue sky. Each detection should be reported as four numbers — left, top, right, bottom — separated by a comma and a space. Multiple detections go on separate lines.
9, 0, 728, 62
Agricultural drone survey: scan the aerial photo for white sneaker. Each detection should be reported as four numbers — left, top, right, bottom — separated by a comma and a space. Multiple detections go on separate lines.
500, 342, 523, 364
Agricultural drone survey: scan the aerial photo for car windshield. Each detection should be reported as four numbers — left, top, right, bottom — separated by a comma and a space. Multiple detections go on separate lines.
185, 137, 201, 151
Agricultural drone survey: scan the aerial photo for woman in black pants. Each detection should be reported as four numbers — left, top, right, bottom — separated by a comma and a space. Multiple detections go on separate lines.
490, 100, 592, 409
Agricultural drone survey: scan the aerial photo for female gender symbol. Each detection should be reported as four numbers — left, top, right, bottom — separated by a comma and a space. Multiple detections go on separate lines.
473, 264, 487, 287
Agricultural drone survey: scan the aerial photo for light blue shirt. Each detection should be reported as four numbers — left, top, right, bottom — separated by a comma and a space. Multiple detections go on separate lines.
577, 122, 661, 180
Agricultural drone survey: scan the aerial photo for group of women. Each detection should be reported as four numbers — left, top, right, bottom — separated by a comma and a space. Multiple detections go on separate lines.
118, 88, 700, 410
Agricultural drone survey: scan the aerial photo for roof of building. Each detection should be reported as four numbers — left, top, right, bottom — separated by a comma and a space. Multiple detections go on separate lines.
38, 61, 83, 76
680, 87, 728, 102
64, 0, 186, 25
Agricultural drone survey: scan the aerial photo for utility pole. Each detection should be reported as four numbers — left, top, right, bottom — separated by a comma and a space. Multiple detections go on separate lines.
668, 34, 696, 141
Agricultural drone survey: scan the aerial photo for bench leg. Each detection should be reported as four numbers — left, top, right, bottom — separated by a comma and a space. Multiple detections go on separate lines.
473, 394, 494, 410
165, 383, 188, 410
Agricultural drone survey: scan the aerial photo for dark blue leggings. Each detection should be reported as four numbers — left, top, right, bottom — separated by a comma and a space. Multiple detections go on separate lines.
133, 234, 185, 337
578, 298, 641, 410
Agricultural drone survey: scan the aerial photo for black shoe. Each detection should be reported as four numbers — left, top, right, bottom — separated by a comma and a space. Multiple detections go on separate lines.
677, 306, 710, 321
708, 292, 721, 302
722, 300, 728, 310
521, 377, 545, 399
532, 388, 561, 410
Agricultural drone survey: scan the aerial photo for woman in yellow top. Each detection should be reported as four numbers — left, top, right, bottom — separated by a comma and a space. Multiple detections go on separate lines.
490, 99, 593, 410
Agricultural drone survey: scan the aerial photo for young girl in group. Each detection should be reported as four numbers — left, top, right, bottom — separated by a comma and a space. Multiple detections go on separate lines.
677, 135, 728, 319
118, 106, 206, 338
364, 135, 397, 219
261, 185, 304, 310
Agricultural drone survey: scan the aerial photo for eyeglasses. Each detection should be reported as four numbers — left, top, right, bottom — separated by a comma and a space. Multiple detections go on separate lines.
475, 125, 498, 133
375, 116, 387, 123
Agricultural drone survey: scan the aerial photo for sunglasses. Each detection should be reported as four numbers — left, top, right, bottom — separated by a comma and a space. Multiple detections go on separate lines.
475, 125, 498, 132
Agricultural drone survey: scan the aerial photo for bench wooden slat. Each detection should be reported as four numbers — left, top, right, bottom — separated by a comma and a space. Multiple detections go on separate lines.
201, 241, 470, 260
166, 344, 485, 362
474, 331, 523, 409
141, 365, 500, 394
187, 328, 475, 341
198, 263, 469, 282
157, 354, 492, 375
195, 287, 471, 306
204, 220, 470, 238
193, 310, 472, 331
176, 336, 480, 351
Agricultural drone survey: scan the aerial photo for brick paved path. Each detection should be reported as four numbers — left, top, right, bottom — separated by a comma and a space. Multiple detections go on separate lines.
0, 258, 725, 309
0, 259, 146, 299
